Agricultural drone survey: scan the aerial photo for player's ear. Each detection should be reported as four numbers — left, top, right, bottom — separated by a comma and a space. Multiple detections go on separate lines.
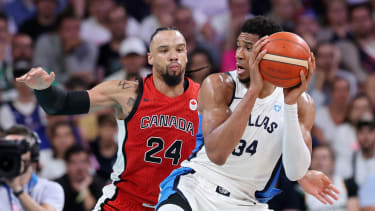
147, 52, 153, 65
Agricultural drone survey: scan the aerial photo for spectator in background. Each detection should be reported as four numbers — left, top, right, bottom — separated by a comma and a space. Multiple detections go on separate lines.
359, 171, 375, 210
0, 125, 65, 211
89, 113, 117, 181
174, 5, 221, 67
3, 0, 67, 27
97, 6, 130, 80
0, 33, 51, 149
39, 121, 77, 180
309, 42, 357, 108
105, 37, 150, 81
218, 0, 253, 72
181, 0, 228, 18
63, 0, 87, 19
349, 119, 375, 187
0, 12, 13, 65
294, 9, 321, 52
211, 0, 253, 46
139, 0, 176, 44
33, 13, 98, 83
335, 94, 374, 179
56, 145, 105, 211
2, 0, 37, 27
305, 145, 359, 211
313, 77, 351, 145
0, 13, 14, 103
365, 74, 375, 111
349, 2, 375, 75
19, 0, 59, 41
317, 0, 352, 42
186, 49, 217, 84
267, 0, 301, 32
80, 0, 115, 46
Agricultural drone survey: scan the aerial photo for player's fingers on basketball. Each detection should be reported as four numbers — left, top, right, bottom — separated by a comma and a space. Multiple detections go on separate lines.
255, 49, 267, 65
300, 71, 308, 89
308, 56, 314, 74
312, 52, 316, 70
253, 36, 269, 53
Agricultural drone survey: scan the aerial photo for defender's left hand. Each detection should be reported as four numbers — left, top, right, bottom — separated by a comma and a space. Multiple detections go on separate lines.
298, 170, 340, 205
284, 53, 315, 105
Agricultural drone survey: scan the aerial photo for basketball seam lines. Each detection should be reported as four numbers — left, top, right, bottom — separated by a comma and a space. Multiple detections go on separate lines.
267, 38, 310, 54
261, 68, 300, 80
262, 53, 308, 69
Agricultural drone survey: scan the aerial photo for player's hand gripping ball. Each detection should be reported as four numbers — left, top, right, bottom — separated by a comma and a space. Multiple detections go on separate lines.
259, 32, 311, 88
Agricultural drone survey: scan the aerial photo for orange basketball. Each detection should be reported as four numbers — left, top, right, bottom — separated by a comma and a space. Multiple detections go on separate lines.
259, 32, 310, 88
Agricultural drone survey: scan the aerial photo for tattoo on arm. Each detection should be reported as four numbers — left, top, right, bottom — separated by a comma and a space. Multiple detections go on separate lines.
127, 97, 135, 107
118, 80, 133, 89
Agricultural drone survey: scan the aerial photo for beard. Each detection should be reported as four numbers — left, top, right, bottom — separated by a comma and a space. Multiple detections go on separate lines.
157, 63, 184, 87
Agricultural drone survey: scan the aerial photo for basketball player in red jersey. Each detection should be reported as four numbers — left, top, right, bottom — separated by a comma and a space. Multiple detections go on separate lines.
16, 27, 200, 211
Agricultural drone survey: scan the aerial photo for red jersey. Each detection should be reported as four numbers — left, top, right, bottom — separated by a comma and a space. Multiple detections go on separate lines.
96, 75, 200, 210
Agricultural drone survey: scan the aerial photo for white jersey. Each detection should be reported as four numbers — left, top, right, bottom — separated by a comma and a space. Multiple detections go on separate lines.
181, 71, 285, 203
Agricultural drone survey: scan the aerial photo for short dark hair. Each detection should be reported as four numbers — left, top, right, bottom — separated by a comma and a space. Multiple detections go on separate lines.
313, 144, 336, 161
64, 144, 89, 162
0, 12, 8, 22
150, 27, 179, 44
240, 16, 283, 38
49, 121, 74, 139
98, 113, 116, 127
356, 120, 375, 131
57, 11, 79, 29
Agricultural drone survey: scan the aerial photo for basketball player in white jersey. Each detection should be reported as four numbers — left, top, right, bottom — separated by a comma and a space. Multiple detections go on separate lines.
156, 16, 339, 211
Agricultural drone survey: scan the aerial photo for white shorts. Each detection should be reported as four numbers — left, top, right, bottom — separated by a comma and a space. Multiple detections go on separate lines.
156, 167, 272, 211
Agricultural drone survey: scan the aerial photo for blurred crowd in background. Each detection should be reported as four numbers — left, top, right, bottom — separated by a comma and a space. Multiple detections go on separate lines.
0, 0, 375, 210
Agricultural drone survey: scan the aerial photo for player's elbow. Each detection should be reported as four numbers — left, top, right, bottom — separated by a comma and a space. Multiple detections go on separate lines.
285, 168, 308, 181
284, 158, 310, 181
206, 151, 227, 166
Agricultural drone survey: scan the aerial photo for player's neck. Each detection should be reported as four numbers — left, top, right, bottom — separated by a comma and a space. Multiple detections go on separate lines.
153, 75, 185, 98
258, 82, 276, 99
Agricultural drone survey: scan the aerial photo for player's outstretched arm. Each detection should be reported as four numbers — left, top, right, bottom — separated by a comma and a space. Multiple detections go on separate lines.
16, 67, 136, 116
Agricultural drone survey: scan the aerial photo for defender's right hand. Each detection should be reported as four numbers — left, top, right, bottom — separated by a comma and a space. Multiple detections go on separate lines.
16, 67, 55, 90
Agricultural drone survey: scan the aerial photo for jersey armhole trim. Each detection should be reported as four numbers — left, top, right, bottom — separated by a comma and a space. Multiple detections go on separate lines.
124, 77, 144, 123
225, 72, 236, 107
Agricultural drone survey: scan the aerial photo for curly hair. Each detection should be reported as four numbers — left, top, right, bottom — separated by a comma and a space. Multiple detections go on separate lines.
240, 16, 283, 37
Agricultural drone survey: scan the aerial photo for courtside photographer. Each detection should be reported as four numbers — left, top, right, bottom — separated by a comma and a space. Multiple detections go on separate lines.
0, 124, 64, 211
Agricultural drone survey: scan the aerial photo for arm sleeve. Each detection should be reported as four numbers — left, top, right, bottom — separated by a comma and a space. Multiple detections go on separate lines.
344, 177, 358, 198
282, 104, 311, 181
34, 85, 90, 115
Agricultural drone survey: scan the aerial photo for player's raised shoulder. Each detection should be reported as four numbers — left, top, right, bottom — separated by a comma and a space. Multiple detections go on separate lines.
198, 73, 235, 111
